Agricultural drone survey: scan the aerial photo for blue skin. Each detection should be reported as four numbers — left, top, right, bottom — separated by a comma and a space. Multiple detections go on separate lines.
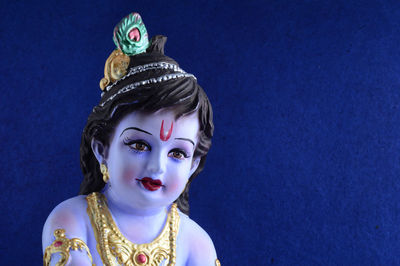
42, 109, 218, 265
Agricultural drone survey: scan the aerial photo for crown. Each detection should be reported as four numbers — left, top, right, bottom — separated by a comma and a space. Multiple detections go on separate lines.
98, 13, 197, 107
100, 13, 150, 91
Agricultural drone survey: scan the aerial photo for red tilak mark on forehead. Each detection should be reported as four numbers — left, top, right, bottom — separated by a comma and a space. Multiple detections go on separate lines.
160, 120, 173, 141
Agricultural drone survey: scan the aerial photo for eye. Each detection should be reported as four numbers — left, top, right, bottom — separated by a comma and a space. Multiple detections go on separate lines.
124, 139, 151, 152
168, 149, 189, 160
131, 142, 149, 151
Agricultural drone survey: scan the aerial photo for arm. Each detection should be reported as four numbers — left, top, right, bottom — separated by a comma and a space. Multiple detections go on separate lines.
186, 231, 219, 266
42, 196, 93, 266
182, 215, 220, 266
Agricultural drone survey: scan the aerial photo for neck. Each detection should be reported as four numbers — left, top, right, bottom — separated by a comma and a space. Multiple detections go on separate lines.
103, 186, 169, 218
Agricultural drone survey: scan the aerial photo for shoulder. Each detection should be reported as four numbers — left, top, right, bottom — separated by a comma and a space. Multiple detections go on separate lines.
178, 211, 218, 266
42, 195, 89, 253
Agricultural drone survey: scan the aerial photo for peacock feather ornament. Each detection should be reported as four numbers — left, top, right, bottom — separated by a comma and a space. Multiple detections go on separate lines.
100, 12, 150, 91
113, 12, 150, 56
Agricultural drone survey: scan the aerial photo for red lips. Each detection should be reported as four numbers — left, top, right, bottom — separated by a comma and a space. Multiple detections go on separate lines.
136, 177, 163, 191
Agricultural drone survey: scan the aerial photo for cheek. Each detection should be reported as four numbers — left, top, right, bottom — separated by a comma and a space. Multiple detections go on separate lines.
111, 154, 143, 183
168, 181, 182, 192
122, 167, 137, 183
166, 164, 191, 191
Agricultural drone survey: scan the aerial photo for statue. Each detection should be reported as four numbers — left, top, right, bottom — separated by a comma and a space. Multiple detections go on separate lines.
42, 12, 220, 266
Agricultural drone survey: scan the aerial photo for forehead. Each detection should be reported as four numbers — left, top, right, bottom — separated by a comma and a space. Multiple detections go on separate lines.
115, 110, 200, 139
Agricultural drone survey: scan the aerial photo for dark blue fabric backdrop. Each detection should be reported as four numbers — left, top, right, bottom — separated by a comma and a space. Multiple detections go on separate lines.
1, 0, 400, 265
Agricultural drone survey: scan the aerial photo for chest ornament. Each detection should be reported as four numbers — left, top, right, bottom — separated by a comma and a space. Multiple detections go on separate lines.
86, 192, 180, 266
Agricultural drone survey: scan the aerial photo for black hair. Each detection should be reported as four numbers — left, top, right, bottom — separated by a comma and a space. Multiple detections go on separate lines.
78, 36, 214, 215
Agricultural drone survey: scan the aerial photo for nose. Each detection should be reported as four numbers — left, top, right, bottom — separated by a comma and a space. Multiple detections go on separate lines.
146, 149, 166, 176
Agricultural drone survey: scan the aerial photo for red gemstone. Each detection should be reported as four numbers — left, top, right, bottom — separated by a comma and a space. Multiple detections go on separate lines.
54, 241, 63, 247
136, 253, 147, 264
129, 28, 141, 42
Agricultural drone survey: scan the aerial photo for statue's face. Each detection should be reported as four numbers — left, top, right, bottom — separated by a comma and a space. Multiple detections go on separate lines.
105, 109, 200, 210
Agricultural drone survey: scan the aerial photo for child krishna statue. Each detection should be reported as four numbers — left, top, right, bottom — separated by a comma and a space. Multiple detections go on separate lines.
42, 13, 221, 266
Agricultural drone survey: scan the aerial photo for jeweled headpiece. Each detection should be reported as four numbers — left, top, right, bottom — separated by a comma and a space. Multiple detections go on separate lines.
99, 12, 196, 107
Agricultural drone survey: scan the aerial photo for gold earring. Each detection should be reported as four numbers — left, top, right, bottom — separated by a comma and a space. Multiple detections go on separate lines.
100, 163, 109, 183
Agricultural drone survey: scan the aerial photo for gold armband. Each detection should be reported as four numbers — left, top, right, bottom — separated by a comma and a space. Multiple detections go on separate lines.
43, 229, 94, 266
216, 258, 221, 266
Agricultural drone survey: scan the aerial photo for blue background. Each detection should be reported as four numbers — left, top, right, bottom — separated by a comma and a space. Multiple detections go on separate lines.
1, 0, 400, 265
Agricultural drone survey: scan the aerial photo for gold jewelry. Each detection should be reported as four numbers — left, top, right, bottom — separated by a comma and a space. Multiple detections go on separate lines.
86, 192, 180, 265
100, 49, 130, 91
43, 228, 94, 266
100, 163, 109, 183
215, 258, 221, 266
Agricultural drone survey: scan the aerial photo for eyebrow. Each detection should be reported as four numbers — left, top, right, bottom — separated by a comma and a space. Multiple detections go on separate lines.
175, 138, 195, 146
120, 127, 152, 137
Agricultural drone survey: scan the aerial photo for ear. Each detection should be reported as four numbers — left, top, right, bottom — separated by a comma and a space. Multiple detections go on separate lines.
91, 138, 109, 164
189, 157, 201, 177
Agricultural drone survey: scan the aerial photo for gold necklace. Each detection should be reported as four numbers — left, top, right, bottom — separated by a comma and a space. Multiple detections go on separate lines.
86, 192, 180, 266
